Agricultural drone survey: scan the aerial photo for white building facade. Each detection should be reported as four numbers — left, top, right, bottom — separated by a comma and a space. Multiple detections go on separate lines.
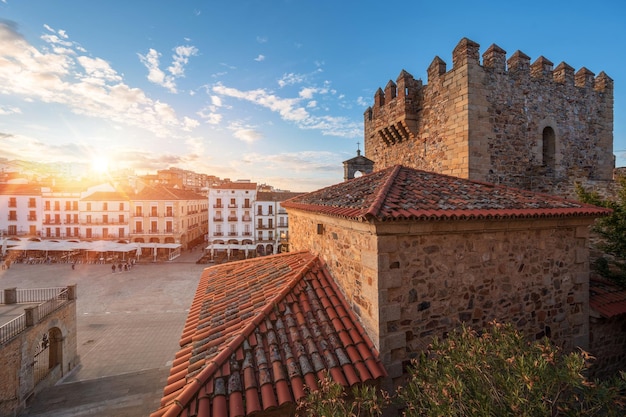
208, 181, 256, 249
0, 184, 42, 238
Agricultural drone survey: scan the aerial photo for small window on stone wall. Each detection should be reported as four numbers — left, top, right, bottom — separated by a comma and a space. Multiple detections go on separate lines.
542, 126, 555, 172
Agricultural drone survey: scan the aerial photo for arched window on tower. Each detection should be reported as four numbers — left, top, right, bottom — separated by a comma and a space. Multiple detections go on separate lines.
542, 126, 555, 172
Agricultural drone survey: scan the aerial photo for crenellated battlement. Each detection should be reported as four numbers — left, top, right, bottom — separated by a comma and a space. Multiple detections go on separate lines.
366, 38, 612, 120
364, 38, 614, 198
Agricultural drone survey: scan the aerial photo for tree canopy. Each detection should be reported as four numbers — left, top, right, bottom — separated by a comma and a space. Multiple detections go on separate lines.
576, 176, 626, 285
298, 323, 626, 417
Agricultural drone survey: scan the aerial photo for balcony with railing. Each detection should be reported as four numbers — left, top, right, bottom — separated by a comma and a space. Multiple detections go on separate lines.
242, 216, 252, 222
80, 219, 129, 225
213, 204, 224, 208
213, 217, 224, 222
227, 204, 238, 208
227, 216, 238, 221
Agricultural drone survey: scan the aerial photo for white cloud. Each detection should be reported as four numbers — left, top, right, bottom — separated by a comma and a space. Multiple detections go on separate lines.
138, 48, 176, 93
278, 72, 306, 88
256, 36, 268, 43
356, 96, 370, 107
138, 44, 197, 93
0, 105, 21, 115
0, 22, 195, 139
237, 150, 344, 191
211, 95, 222, 107
212, 83, 361, 138
227, 122, 262, 144
77, 56, 122, 82
183, 116, 200, 131
168, 45, 198, 77
254, 54, 265, 62
299, 87, 317, 99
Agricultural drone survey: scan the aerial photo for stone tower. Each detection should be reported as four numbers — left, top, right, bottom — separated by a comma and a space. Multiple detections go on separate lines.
363, 38, 614, 197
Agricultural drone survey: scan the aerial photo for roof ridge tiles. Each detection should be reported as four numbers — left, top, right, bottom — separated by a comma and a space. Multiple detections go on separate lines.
158, 252, 318, 417
364, 165, 402, 219
282, 165, 612, 222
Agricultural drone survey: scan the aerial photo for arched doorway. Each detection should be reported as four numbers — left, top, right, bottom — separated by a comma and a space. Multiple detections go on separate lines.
33, 327, 63, 385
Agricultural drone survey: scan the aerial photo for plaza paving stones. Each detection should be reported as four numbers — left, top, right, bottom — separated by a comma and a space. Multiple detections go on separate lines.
0, 249, 208, 417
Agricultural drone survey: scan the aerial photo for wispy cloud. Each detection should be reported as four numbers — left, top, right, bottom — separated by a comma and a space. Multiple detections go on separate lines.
254, 54, 265, 62
138, 44, 198, 93
212, 83, 361, 138
0, 105, 21, 115
237, 150, 344, 191
278, 72, 306, 88
228, 122, 263, 144
0, 22, 197, 139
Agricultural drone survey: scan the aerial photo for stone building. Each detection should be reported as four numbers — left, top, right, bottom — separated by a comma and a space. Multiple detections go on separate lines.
152, 165, 610, 417
284, 165, 609, 388
364, 38, 614, 198
0, 286, 78, 417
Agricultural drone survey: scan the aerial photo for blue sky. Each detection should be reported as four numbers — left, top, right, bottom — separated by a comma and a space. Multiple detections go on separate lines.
0, 0, 625, 191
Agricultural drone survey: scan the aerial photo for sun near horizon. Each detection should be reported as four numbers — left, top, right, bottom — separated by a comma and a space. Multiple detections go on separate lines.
91, 156, 109, 175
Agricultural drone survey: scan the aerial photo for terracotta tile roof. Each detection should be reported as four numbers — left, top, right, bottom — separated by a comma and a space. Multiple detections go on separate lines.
151, 251, 386, 417
0, 184, 41, 195
590, 278, 626, 318
134, 185, 205, 201
212, 182, 257, 190
256, 191, 304, 202
80, 191, 129, 201
282, 165, 612, 221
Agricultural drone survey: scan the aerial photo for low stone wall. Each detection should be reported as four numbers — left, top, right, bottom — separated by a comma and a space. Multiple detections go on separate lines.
0, 300, 77, 417
589, 315, 626, 379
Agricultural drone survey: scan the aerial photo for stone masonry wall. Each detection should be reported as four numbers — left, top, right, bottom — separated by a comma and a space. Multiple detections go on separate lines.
375, 218, 593, 385
289, 208, 594, 387
364, 38, 614, 198
0, 301, 77, 417
288, 210, 382, 349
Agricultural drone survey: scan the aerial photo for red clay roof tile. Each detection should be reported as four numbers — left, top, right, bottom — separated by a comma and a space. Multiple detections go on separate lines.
282, 165, 611, 221
151, 251, 385, 417
590, 278, 626, 318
